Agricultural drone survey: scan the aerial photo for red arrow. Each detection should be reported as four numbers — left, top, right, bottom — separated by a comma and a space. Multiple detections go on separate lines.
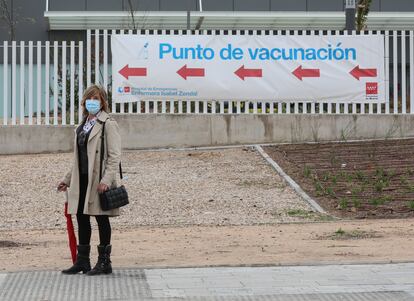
234, 65, 262, 80
119, 64, 147, 80
292, 66, 320, 80
177, 65, 205, 80
350, 65, 377, 80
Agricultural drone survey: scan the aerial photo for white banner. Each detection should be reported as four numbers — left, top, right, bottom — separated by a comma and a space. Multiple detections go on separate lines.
111, 34, 385, 103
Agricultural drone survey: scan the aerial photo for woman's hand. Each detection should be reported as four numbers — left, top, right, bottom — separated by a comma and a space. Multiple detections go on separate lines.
97, 183, 109, 193
57, 182, 68, 192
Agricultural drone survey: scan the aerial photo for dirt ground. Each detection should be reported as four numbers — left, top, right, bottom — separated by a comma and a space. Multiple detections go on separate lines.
1, 219, 414, 272
2, 145, 414, 272
264, 139, 414, 219
0, 148, 313, 231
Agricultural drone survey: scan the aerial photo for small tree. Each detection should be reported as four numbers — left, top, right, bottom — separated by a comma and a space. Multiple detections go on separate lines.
126, 0, 137, 30
0, 0, 35, 41
356, 0, 372, 31
0, 0, 15, 41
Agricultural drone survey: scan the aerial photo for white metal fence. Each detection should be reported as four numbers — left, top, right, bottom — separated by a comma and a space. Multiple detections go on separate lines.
1, 29, 413, 126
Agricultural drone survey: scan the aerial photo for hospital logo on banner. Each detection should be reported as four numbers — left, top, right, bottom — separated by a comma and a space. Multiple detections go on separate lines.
117, 86, 131, 94
366, 82, 378, 100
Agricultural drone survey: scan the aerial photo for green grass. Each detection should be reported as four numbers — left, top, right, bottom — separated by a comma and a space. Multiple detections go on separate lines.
326, 186, 335, 197
335, 228, 345, 235
352, 198, 361, 208
331, 174, 338, 184
369, 196, 392, 206
303, 165, 312, 178
339, 198, 348, 210
374, 179, 389, 192
354, 171, 365, 181
314, 181, 324, 196
400, 175, 408, 186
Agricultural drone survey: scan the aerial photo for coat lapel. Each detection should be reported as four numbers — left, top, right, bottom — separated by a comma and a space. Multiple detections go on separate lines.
88, 111, 109, 142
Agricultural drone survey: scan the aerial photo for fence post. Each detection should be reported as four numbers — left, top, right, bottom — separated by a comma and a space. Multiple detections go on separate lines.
3, 41, 8, 125
36, 41, 41, 125
62, 41, 67, 125
28, 41, 33, 125
20, 41, 25, 125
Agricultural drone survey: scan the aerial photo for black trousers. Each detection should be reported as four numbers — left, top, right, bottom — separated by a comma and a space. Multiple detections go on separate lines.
77, 173, 111, 246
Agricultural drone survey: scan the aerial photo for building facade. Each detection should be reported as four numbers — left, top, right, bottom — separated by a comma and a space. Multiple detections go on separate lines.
1, 0, 414, 42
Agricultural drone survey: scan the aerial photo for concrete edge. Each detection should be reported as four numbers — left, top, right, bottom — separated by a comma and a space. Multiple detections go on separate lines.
4, 261, 414, 274
125, 137, 414, 153
254, 145, 326, 214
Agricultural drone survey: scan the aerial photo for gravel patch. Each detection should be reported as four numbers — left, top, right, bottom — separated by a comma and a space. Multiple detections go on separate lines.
0, 147, 314, 230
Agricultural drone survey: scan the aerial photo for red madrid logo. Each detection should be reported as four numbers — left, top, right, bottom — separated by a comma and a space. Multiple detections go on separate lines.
366, 82, 378, 95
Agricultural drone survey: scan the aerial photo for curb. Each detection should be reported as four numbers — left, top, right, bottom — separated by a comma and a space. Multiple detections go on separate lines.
254, 145, 326, 214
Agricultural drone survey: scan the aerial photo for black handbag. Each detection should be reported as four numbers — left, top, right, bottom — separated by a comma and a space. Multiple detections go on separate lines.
99, 121, 129, 211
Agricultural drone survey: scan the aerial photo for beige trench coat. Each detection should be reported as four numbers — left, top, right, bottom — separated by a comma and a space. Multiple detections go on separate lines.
62, 111, 121, 216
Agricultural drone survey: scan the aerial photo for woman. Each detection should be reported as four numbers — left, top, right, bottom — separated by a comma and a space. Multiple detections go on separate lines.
57, 85, 121, 276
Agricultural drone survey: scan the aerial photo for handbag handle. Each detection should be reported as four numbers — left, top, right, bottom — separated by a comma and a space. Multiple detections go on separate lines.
99, 121, 123, 182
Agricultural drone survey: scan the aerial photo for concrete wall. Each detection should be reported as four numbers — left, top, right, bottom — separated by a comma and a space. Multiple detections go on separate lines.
1, 114, 414, 155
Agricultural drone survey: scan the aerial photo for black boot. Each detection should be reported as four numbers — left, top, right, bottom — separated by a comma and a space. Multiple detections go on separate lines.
61, 245, 91, 274
87, 245, 112, 276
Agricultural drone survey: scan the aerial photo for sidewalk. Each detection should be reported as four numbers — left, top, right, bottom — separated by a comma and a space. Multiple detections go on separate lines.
1, 263, 414, 300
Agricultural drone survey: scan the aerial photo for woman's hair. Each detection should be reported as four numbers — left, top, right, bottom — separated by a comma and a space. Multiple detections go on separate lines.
80, 85, 109, 117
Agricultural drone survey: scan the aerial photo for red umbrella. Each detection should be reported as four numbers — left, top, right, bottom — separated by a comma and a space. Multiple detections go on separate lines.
64, 192, 77, 263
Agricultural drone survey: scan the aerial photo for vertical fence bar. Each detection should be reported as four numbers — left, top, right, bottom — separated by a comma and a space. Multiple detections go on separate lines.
119, 30, 125, 113
28, 41, 33, 125
169, 100, 174, 113
161, 29, 167, 114
336, 30, 342, 114
401, 30, 407, 114
36, 41, 42, 125
70, 41, 75, 125
95, 29, 100, 85
111, 30, 116, 113
187, 28, 192, 114
311, 101, 316, 114
12, 41, 16, 125
45, 41, 50, 125
103, 29, 108, 91
62, 41, 67, 125
128, 29, 133, 113
375, 30, 381, 114
245, 101, 249, 114
292, 30, 299, 114
19, 41, 25, 125
78, 41, 83, 123
186, 100, 191, 113
277, 33, 282, 114
87, 29, 91, 87
393, 30, 398, 113
203, 99, 208, 114
195, 100, 199, 114
53, 41, 58, 125
363, 31, 373, 114
3, 41, 7, 125
310, 30, 317, 113
153, 100, 158, 113
410, 31, 414, 113
385, 31, 390, 114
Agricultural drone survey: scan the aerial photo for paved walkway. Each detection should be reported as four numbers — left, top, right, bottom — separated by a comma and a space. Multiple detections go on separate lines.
1, 263, 414, 300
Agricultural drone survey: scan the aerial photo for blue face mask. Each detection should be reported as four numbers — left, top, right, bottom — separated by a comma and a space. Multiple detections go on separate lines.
85, 99, 101, 115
